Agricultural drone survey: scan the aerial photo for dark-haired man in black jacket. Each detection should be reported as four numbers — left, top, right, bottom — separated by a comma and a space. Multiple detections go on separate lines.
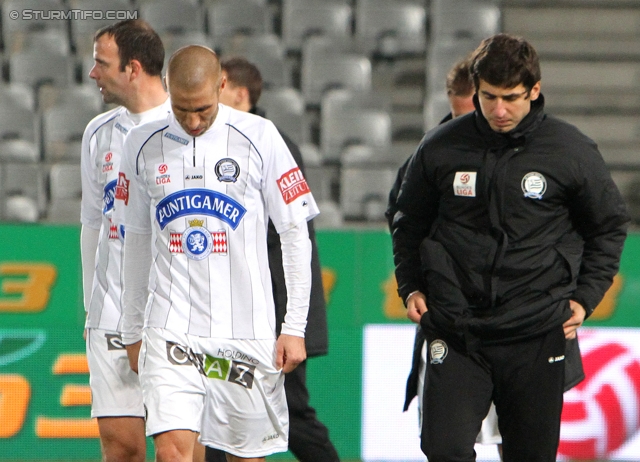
390, 34, 629, 461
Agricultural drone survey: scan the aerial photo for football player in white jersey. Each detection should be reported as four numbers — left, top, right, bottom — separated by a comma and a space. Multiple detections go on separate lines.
117, 46, 318, 462
80, 20, 171, 462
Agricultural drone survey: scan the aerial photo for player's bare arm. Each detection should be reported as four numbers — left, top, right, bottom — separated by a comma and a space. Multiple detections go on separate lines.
126, 341, 142, 374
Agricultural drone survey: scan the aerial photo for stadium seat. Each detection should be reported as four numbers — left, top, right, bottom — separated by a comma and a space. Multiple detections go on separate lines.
0, 82, 35, 110
426, 39, 478, 95
321, 106, 392, 161
43, 104, 100, 162
0, 101, 40, 162
301, 52, 372, 106
69, 0, 135, 56
2, 0, 68, 53
282, 0, 353, 52
223, 34, 291, 89
46, 198, 82, 223
313, 200, 344, 228
424, 91, 452, 131
355, 0, 427, 57
260, 87, 306, 145
38, 84, 103, 113
207, 0, 271, 43
9, 50, 76, 88
339, 166, 397, 220
430, 0, 501, 43
140, 0, 204, 35
6, 29, 71, 56
0, 163, 46, 217
49, 163, 82, 200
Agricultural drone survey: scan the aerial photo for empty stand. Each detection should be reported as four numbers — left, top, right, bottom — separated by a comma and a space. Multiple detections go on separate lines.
141, 0, 204, 35
207, 0, 271, 43
260, 87, 307, 145
43, 104, 100, 162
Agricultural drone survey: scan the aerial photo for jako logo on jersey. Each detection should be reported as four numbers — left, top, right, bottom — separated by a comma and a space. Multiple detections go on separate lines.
521, 172, 547, 199
115, 172, 130, 205
277, 167, 310, 204
103, 179, 117, 214
215, 158, 240, 183
203, 354, 256, 389
156, 163, 171, 184
453, 172, 477, 197
164, 132, 189, 145
155, 189, 246, 230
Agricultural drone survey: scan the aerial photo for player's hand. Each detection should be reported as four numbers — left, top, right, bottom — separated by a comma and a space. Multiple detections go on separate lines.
563, 300, 586, 339
406, 291, 427, 324
125, 341, 142, 374
275, 334, 306, 373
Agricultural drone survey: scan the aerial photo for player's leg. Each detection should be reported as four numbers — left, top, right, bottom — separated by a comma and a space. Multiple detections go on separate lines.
421, 327, 493, 462
193, 440, 206, 462
140, 328, 206, 462
224, 456, 264, 462
97, 417, 146, 462
491, 326, 565, 462
86, 328, 146, 462
285, 360, 340, 462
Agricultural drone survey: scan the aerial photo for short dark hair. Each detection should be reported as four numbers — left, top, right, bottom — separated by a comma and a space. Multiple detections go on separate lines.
471, 34, 541, 92
220, 56, 263, 107
94, 20, 164, 77
446, 54, 474, 97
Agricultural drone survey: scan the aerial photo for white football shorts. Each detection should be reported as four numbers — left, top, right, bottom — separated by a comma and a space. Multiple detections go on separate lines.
141, 328, 289, 458
86, 328, 145, 418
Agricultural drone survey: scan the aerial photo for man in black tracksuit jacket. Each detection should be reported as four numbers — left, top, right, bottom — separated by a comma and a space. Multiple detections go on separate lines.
390, 34, 629, 461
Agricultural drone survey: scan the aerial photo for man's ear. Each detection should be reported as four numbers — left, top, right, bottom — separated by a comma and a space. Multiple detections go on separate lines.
530, 81, 541, 101
238, 86, 250, 106
128, 59, 142, 81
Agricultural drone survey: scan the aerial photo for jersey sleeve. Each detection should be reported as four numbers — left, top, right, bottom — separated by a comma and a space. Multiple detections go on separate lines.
261, 120, 319, 234
80, 122, 103, 230
117, 129, 152, 234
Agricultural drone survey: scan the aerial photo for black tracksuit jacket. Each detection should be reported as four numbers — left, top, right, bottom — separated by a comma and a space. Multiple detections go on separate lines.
391, 95, 629, 347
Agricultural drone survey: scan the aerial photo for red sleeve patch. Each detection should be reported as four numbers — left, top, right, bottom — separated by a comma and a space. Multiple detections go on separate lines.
115, 172, 130, 206
277, 167, 310, 204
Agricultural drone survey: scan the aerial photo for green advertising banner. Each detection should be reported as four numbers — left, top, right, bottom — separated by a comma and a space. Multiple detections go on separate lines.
0, 224, 638, 460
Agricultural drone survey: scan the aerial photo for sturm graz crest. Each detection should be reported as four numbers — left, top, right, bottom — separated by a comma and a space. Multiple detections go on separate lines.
182, 218, 212, 260
215, 158, 240, 183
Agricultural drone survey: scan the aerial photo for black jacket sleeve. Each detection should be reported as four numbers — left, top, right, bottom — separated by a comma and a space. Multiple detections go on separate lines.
569, 141, 630, 317
390, 145, 441, 303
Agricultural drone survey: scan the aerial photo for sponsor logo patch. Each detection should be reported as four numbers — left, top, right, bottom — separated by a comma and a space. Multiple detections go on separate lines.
156, 163, 171, 185
166, 341, 203, 367
103, 179, 117, 214
277, 167, 310, 204
155, 189, 246, 230
105, 333, 125, 351
203, 354, 256, 389
114, 122, 128, 135
102, 152, 114, 173
164, 132, 189, 145
453, 172, 477, 197
115, 172, 130, 205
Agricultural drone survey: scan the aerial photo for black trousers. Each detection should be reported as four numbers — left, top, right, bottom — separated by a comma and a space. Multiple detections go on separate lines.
421, 326, 566, 462
205, 360, 340, 462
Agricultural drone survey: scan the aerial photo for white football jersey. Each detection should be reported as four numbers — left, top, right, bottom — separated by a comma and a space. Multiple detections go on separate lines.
118, 104, 319, 339
81, 100, 171, 331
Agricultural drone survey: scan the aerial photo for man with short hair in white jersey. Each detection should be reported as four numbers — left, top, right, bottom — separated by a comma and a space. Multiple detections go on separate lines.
80, 19, 171, 462
117, 45, 318, 462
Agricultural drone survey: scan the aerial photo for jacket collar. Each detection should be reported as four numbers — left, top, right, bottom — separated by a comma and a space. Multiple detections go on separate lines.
473, 93, 546, 147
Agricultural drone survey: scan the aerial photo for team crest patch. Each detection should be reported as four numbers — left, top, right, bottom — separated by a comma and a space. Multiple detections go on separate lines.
521, 172, 547, 200
453, 172, 477, 197
215, 158, 240, 183
182, 219, 213, 260
114, 172, 130, 205
277, 167, 310, 204
429, 339, 448, 364
170, 226, 227, 256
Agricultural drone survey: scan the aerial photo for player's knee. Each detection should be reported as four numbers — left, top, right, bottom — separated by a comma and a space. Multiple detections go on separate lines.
156, 444, 190, 462
102, 440, 145, 462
